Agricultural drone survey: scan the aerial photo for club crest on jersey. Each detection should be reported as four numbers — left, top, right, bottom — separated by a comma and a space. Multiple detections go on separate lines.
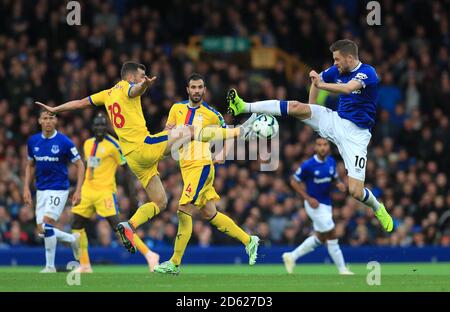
51, 145, 60, 154
34, 147, 39, 152
329, 167, 334, 175
197, 113, 203, 121
314, 170, 320, 176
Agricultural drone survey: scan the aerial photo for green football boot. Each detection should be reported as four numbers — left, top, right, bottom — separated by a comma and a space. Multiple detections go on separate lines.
245, 235, 260, 265
226, 89, 246, 116
154, 260, 180, 275
374, 203, 394, 232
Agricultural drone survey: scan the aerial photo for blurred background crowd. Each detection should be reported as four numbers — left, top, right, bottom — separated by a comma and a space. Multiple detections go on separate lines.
0, 0, 449, 251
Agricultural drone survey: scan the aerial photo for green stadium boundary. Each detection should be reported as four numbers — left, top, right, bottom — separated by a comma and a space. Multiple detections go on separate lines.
1, 246, 450, 266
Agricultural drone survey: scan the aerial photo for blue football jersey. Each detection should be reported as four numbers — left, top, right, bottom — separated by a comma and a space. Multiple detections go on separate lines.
293, 155, 338, 206
27, 131, 81, 190
320, 62, 379, 129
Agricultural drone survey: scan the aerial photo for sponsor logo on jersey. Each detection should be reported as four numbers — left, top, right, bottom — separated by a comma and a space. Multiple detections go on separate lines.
313, 177, 332, 184
34, 156, 60, 162
51, 145, 60, 154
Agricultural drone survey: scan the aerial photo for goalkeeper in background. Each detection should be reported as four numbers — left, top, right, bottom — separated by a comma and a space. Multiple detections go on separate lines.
71, 113, 159, 273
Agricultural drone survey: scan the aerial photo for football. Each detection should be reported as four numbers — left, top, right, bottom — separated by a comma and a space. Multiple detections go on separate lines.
252, 114, 279, 139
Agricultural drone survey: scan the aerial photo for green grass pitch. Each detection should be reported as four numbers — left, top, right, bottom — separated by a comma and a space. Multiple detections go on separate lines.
1, 263, 449, 292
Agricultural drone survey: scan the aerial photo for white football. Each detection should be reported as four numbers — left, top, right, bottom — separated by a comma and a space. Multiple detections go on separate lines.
252, 114, 279, 139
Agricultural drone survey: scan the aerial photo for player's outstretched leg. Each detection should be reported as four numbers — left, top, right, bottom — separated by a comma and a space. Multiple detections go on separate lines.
202, 201, 260, 265
106, 215, 159, 271
118, 176, 167, 254
282, 235, 321, 274
226, 89, 311, 120
349, 177, 393, 232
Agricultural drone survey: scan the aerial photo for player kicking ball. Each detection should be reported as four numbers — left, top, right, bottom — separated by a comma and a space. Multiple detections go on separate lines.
283, 137, 353, 275
23, 110, 84, 273
154, 74, 259, 274
71, 113, 159, 273
227, 39, 393, 233
36, 62, 256, 256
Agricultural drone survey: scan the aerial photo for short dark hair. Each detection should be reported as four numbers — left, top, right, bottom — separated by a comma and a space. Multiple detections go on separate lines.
329, 39, 358, 58
40, 108, 56, 117
93, 112, 107, 125
186, 73, 205, 86
121, 61, 146, 79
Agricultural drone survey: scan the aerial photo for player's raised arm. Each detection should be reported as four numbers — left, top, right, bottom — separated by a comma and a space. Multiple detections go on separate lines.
308, 74, 320, 104
310, 70, 362, 95
128, 75, 157, 98
35, 97, 91, 114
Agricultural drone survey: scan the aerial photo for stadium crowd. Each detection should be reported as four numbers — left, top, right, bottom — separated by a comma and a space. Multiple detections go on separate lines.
0, 0, 449, 251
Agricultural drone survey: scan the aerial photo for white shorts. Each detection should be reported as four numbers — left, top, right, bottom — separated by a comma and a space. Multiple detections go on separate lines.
303, 104, 371, 181
304, 200, 335, 233
36, 190, 69, 224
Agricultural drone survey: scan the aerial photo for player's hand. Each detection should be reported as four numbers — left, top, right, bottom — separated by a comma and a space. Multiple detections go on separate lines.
143, 76, 157, 87
309, 70, 320, 87
72, 190, 81, 206
35, 101, 57, 114
336, 182, 347, 192
307, 197, 319, 209
23, 187, 32, 207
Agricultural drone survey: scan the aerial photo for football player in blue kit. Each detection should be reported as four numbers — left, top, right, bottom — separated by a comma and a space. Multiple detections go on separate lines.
23, 110, 85, 273
282, 137, 353, 275
227, 39, 393, 233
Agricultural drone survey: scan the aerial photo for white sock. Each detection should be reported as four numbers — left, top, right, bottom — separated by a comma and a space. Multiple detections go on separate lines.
327, 239, 346, 272
360, 187, 380, 212
43, 224, 57, 268
54, 228, 75, 243
245, 100, 288, 116
291, 235, 321, 261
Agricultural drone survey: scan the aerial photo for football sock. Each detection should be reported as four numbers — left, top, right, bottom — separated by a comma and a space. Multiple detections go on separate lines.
134, 233, 151, 255
43, 223, 57, 268
54, 228, 75, 243
244, 100, 289, 116
129, 202, 160, 229
327, 239, 346, 272
359, 187, 381, 212
72, 228, 89, 267
291, 235, 321, 261
209, 212, 251, 246
170, 210, 193, 266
